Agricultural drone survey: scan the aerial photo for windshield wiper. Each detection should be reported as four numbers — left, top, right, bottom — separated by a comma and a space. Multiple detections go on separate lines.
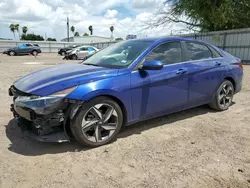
84, 63, 99, 67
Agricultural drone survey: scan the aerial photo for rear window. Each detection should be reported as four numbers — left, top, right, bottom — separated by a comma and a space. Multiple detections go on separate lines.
186, 42, 213, 60
209, 46, 222, 58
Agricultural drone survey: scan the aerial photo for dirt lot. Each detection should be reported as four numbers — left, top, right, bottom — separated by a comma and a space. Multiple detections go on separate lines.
0, 53, 250, 188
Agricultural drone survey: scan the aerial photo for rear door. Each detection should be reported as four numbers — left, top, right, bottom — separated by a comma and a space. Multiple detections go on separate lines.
87, 47, 97, 55
183, 41, 226, 104
77, 47, 88, 59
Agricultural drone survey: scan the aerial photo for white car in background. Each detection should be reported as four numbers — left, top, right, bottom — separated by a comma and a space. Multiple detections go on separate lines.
64, 45, 99, 60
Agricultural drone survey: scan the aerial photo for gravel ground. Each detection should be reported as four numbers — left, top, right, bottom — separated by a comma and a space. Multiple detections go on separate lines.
0, 53, 250, 188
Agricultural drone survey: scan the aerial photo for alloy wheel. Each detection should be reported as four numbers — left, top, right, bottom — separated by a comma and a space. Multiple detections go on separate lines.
81, 103, 118, 143
9, 51, 15, 56
218, 83, 233, 108
33, 51, 38, 56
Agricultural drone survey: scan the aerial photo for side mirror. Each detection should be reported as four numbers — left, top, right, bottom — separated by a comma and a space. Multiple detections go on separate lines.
139, 59, 164, 70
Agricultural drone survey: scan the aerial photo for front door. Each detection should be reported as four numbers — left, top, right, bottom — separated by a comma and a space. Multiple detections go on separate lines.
130, 41, 189, 120
20, 44, 33, 54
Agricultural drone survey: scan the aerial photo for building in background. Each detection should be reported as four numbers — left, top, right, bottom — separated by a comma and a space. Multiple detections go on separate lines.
61, 36, 113, 43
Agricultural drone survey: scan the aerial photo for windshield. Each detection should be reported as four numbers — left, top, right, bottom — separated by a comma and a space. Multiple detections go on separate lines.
83, 40, 154, 68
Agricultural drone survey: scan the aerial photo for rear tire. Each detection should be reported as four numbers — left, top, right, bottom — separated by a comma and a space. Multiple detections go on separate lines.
9, 51, 15, 56
209, 80, 234, 111
32, 50, 38, 56
71, 97, 123, 147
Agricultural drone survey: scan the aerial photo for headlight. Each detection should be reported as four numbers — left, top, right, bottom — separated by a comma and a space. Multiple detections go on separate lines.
15, 95, 65, 115
14, 86, 77, 115
51, 86, 77, 97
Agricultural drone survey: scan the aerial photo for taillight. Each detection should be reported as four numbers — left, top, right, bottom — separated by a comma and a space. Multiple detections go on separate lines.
234, 62, 243, 69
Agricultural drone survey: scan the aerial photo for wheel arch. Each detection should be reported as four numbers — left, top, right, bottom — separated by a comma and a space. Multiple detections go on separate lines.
8, 50, 16, 55
87, 94, 128, 126
224, 77, 236, 91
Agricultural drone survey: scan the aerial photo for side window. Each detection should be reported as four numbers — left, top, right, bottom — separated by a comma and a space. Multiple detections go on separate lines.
146, 42, 182, 65
26, 44, 32, 47
209, 47, 222, 58
88, 47, 96, 52
186, 42, 213, 60
80, 47, 87, 51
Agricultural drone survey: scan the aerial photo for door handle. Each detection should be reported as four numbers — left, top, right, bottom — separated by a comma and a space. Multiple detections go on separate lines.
176, 69, 187, 74
215, 62, 222, 66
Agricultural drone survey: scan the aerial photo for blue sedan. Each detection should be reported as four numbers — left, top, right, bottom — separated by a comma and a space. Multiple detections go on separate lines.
9, 37, 243, 147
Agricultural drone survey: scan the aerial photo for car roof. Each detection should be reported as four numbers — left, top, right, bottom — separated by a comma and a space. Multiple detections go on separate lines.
77, 45, 96, 48
131, 37, 208, 44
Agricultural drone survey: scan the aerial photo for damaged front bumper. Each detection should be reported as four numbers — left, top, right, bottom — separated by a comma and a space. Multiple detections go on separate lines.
9, 86, 82, 143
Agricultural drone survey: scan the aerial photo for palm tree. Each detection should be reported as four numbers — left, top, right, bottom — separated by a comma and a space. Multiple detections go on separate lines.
15, 24, 20, 40
88, 25, 93, 35
9, 24, 15, 40
71, 26, 75, 36
22, 26, 28, 35
110, 26, 114, 39
74, 32, 79, 36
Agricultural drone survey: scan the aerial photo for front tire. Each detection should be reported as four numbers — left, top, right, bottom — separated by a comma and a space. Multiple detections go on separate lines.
72, 54, 78, 60
9, 51, 15, 56
71, 97, 123, 147
209, 80, 234, 111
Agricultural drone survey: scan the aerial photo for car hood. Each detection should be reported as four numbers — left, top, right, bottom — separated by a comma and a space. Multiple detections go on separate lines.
66, 49, 74, 53
8, 47, 18, 51
14, 64, 118, 96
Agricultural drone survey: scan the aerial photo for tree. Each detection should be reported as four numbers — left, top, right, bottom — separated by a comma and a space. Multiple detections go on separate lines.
88, 25, 93, 35
83, 33, 89, 36
21, 33, 44, 41
71, 26, 75, 36
115, 37, 123, 41
22, 26, 28, 35
46, 37, 57, 41
9, 24, 15, 40
147, 0, 250, 32
110, 26, 114, 38
74, 32, 79, 36
15, 24, 20, 40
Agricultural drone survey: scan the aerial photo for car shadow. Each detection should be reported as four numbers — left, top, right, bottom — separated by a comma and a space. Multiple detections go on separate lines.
118, 105, 217, 139
5, 119, 83, 156
5, 105, 223, 156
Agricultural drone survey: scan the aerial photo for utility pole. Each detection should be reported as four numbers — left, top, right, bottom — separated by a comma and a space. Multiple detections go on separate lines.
67, 17, 69, 42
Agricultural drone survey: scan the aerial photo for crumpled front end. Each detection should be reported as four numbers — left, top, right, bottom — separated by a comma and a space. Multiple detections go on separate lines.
9, 85, 82, 143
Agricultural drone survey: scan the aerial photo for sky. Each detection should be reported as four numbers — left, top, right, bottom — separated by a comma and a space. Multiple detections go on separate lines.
0, 0, 188, 41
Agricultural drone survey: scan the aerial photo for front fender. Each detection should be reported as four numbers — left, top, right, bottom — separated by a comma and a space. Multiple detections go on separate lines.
66, 74, 132, 122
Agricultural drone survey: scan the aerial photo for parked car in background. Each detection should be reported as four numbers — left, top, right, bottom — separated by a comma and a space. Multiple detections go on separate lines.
58, 45, 79, 56
3, 43, 41, 56
64, 45, 99, 60
9, 37, 243, 147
